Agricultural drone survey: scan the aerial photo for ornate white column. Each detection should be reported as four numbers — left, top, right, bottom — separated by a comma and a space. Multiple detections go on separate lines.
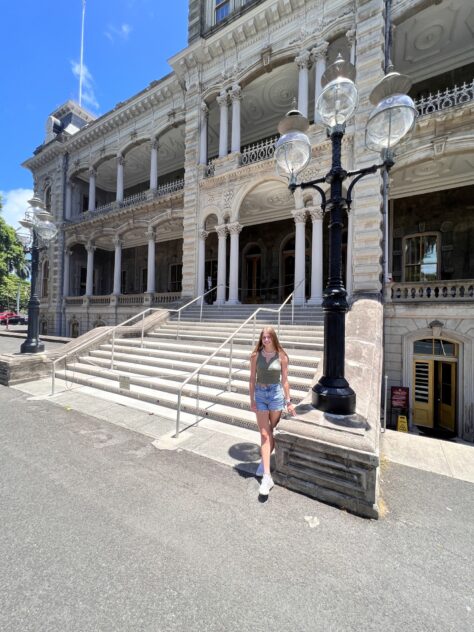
215, 224, 228, 305
113, 237, 122, 295
227, 222, 242, 305
146, 229, 156, 294
197, 230, 209, 299
296, 50, 311, 119
85, 243, 95, 296
65, 181, 72, 219
63, 250, 71, 297
312, 42, 328, 124
230, 84, 242, 154
150, 140, 159, 190
217, 90, 229, 158
346, 28, 356, 65
293, 210, 307, 305
88, 168, 96, 212
116, 154, 125, 203
199, 103, 208, 165
308, 208, 324, 305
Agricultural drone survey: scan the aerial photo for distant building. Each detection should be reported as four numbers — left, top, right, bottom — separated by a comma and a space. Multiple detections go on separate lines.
23, 0, 474, 442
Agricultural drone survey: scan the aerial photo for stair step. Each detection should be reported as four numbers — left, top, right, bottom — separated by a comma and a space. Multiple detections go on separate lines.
88, 348, 317, 380
56, 369, 260, 431
146, 331, 323, 349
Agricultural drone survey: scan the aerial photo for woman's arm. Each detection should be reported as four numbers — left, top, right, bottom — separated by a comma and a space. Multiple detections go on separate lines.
249, 353, 257, 412
281, 353, 296, 416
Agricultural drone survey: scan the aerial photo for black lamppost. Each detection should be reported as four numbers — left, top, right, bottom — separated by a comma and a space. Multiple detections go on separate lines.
18, 195, 58, 354
275, 57, 416, 415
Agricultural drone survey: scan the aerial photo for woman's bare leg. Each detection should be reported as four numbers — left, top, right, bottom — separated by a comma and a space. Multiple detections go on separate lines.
256, 411, 272, 475
269, 410, 282, 453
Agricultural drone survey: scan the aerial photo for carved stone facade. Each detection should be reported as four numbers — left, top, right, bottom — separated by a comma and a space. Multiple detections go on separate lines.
23, 0, 474, 440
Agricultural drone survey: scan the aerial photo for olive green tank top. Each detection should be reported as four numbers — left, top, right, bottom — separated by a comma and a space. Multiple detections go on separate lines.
256, 351, 281, 384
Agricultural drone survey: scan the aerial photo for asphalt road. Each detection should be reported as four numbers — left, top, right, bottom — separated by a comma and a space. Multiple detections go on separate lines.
0, 385, 472, 632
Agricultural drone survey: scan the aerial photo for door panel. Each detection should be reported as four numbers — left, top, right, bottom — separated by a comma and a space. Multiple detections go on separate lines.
413, 360, 434, 428
438, 361, 456, 432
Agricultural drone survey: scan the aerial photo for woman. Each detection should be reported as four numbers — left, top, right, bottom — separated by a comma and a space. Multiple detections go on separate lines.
249, 326, 296, 496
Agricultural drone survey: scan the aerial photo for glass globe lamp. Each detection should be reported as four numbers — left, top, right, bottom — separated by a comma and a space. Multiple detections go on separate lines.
275, 108, 312, 177
316, 76, 359, 128
365, 93, 417, 152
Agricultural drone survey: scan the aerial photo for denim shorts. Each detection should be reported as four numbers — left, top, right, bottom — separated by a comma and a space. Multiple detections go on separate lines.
255, 383, 284, 412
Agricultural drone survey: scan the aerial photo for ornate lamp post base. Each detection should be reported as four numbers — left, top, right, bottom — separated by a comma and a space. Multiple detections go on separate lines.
312, 378, 356, 415
20, 338, 45, 354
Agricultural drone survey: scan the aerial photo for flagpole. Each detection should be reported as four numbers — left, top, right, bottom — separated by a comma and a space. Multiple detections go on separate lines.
79, 0, 86, 106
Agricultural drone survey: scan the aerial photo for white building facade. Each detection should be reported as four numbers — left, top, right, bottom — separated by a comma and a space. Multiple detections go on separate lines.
23, 0, 474, 442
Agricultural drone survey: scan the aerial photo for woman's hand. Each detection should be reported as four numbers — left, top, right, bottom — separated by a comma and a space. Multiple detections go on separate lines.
286, 402, 297, 417
250, 399, 257, 412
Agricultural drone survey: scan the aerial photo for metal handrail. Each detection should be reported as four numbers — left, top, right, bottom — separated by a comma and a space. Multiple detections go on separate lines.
174, 279, 305, 437
51, 286, 218, 394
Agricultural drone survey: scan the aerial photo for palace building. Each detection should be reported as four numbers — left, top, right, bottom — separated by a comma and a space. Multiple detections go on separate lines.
23, 0, 474, 443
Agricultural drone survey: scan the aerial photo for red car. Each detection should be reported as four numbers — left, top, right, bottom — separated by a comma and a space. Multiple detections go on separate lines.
0, 311, 27, 325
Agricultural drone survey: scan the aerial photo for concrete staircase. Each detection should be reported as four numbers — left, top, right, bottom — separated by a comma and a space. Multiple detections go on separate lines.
55, 305, 324, 432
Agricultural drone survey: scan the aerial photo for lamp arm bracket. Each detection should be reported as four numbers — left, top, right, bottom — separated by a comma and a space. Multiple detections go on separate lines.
345, 162, 385, 210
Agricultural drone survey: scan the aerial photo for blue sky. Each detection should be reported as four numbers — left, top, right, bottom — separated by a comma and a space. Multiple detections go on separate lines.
0, 0, 189, 229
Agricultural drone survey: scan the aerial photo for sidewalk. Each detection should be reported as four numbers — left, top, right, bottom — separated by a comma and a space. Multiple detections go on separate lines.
11, 375, 474, 484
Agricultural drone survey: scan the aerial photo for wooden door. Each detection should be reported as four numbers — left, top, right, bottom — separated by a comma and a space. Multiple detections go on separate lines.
437, 361, 456, 432
413, 360, 434, 428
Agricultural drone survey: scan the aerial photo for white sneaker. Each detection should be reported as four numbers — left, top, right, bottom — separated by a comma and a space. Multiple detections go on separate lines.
256, 460, 264, 477
259, 474, 274, 496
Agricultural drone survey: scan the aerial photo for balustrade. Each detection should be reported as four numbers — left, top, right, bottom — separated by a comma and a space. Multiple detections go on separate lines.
414, 79, 474, 117
389, 280, 474, 302
152, 292, 182, 305
240, 136, 278, 166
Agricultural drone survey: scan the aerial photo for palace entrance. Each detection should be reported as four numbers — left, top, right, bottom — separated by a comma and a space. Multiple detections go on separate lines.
412, 339, 458, 436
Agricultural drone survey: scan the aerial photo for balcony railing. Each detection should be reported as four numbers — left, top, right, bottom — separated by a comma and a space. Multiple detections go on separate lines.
121, 190, 147, 208
414, 79, 474, 118
154, 178, 185, 197
389, 280, 474, 302
240, 136, 278, 166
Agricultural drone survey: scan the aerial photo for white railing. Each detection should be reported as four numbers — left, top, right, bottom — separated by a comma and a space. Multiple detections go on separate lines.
414, 79, 474, 117
389, 280, 474, 301
174, 279, 304, 438
89, 296, 111, 305
154, 178, 185, 197
51, 287, 216, 395
152, 292, 182, 305
95, 201, 116, 213
118, 294, 145, 305
65, 297, 84, 305
240, 136, 278, 166
121, 191, 147, 208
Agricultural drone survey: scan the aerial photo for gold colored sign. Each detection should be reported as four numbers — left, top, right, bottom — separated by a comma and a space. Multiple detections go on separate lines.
397, 415, 408, 433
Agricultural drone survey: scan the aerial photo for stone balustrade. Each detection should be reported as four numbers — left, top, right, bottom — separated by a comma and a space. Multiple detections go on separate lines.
388, 280, 474, 302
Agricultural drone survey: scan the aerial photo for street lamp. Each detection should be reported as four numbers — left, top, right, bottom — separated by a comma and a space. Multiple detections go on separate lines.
18, 195, 58, 353
275, 56, 416, 415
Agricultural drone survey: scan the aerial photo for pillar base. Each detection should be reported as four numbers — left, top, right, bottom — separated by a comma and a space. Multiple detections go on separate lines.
292, 296, 306, 306
307, 296, 323, 306
226, 299, 241, 305
312, 380, 356, 416
20, 339, 45, 354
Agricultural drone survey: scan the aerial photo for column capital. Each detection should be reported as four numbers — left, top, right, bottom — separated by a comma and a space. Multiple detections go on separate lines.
146, 228, 156, 240
199, 229, 209, 241
117, 154, 126, 166
216, 224, 228, 239
113, 236, 122, 247
311, 41, 329, 60
88, 167, 97, 178
292, 210, 308, 224
227, 222, 243, 235
229, 84, 242, 101
66, 249, 73, 257
216, 91, 229, 108
151, 138, 159, 151
295, 49, 311, 69
86, 242, 96, 253
309, 208, 324, 221
346, 28, 356, 45
201, 102, 209, 116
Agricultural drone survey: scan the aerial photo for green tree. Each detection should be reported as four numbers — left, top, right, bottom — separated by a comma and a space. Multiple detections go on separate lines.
0, 195, 29, 310
0, 274, 30, 311
0, 195, 27, 285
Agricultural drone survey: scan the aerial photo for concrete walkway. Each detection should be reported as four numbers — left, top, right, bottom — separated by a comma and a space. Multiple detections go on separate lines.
11, 375, 474, 484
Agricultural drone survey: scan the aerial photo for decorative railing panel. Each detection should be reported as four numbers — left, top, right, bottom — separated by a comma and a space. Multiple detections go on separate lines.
389, 280, 474, 302
121, 191, 147, 208
240, 136, 278, 166
414, 80, 474, 117
89, 296, 111, 305
65, 297, 84, 305
205, 160, 216, 178
152, 292, 182, 305
95, 201, 116, 213
118, 294, 145, 305
154, 179, 185, 197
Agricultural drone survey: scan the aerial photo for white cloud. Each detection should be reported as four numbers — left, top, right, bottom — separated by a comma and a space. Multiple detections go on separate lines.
71, 60, 99, 111
105, 23, 132, 43
0, 188, 34, 230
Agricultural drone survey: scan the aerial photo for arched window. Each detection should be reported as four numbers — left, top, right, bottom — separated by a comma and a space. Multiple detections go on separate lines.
41, 261, 49, 298
44, 185, 52, 211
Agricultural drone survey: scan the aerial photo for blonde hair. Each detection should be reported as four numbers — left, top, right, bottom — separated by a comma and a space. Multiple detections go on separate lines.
251, 326, 288, 359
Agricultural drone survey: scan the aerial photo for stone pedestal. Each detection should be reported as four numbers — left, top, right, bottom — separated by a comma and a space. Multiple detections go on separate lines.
274, 298, 383, 519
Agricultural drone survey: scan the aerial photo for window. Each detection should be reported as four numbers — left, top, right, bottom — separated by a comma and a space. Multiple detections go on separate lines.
41, 261, 50, 298
215, 0, 230, 23
169, 264, 182, 292
414, 339, 456, 357
403, 234, 439, 282
44, 186, 52, 211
